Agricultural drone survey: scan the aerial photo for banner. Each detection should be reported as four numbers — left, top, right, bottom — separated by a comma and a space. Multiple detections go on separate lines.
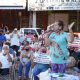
28, 0, 80, 11
0, 0, 26, 9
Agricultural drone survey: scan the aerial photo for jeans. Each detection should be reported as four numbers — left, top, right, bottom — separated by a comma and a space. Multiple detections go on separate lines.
0, 68, 9, 75
33, 63, 50, 80
18, 61, 31, 78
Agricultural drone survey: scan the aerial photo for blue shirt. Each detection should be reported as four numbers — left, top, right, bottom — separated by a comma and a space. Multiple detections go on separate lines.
9, 48, 15, 55
49, 32, 69, 64
0, 35, 6, 42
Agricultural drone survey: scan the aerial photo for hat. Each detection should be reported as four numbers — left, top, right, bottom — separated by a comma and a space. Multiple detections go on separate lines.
14, 28, 17, 31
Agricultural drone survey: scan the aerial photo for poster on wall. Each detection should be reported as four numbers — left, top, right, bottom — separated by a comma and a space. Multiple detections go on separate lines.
0, 0, 26, 9
28, 0, 80, 11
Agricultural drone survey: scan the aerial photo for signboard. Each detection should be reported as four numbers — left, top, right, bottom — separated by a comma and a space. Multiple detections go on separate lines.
0, 0, 26, 9
28, 0, 80, 11
33, 53, 51, 64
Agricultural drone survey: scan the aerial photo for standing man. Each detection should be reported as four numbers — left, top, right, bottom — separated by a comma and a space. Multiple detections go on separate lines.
10, 28, 20, 56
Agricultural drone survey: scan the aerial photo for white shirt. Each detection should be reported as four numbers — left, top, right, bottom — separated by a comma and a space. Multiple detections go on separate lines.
0, 53, 13, 69
10, 34, 20, 46
19, 33, 25, 43
30, 42, 41, 49
5, 34, 10, 41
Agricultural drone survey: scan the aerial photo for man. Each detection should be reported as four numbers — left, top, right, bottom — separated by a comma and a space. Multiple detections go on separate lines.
0, 45, 13, 75
10, 28, 20, 56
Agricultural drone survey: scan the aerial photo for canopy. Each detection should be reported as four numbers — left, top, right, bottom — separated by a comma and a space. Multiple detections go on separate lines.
0, 0, 26, 9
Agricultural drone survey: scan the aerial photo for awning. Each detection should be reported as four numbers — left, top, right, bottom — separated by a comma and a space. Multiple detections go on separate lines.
0, 0, 26, 9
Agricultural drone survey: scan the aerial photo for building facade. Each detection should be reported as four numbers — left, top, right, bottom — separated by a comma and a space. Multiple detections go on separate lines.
0, 10, 80, 32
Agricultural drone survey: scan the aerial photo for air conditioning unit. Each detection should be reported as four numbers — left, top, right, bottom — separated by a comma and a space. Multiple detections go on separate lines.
0, 0, 26, 9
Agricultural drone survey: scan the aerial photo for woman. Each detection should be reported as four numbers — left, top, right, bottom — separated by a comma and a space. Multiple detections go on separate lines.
45, 20, 74, 73
18, 41, 32, 80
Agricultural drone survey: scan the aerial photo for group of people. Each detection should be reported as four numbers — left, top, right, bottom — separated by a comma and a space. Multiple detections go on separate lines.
0, 20, 76, 80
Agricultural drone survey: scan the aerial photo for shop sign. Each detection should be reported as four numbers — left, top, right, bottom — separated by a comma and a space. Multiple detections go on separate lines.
28, 0, 80, 11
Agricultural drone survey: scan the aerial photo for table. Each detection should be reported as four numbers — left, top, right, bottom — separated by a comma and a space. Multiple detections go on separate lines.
50, 73, 79, 80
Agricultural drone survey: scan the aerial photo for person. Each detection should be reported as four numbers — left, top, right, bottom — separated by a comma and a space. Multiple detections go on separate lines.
19, 31, 25, 45
0, 45, 13, 75
30, 35, 40, 51
10, 28, 20, 56
32, 46, 50, 80
18, 41, 32, 80
0, 29, 6, 51
3, 41, 16, 57
45, 20, 74, 73
3, 26, 9, 34
5, 31, 10, 42
39, 30, 45, 45
24, 30, 34, 43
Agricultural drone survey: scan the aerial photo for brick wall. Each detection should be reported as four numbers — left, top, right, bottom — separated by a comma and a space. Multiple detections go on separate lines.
48, 13, 69, 31
0, 10, 48, 31
36, 11, 48, 29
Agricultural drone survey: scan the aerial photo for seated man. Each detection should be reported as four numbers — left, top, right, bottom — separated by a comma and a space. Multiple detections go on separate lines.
0, 45, 13, 75
32, 46, 50, 80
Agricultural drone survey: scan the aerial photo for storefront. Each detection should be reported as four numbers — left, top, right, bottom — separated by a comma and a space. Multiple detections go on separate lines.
0, 0, 80, 32
28, 0, 80, 32
0, 0, 27, 31
48, 10, 80, 32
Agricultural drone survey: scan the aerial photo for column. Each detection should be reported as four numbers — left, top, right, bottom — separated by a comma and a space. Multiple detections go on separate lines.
29, 11, 33, 27
33, 11, 36, 28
